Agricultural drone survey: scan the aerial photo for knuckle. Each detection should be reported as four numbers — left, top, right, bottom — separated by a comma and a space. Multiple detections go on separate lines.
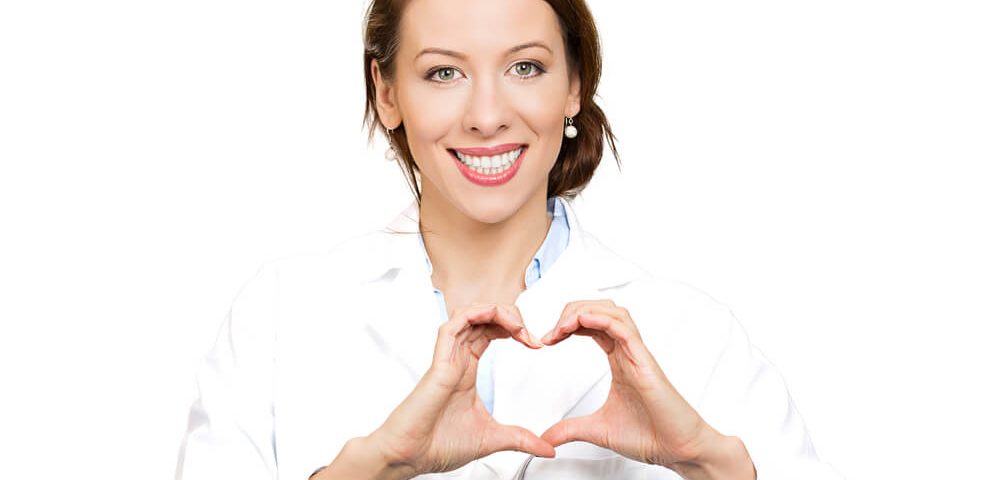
514, 432, 526, 451
438, 320, 459, 336
458, 304, 479, 316
503, 309, 524, 328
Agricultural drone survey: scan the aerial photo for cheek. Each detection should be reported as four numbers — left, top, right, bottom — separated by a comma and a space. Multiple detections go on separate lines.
513, 82, 568, 135
397, 90, 464, 162
513, 86, 568, 169
401, 95, 460, 139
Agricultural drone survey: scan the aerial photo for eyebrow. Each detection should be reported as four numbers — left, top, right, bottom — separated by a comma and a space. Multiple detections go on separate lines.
415, 41, 553, 61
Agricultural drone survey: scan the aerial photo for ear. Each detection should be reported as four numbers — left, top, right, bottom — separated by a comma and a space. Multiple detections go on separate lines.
372, 59, 402, 129
564, 69, 582, 118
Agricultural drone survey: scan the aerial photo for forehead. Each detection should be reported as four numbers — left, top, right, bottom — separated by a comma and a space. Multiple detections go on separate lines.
399, 0, 564, 57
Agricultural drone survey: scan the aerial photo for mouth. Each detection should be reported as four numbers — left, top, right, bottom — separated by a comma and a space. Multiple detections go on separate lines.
447, 143, 527, 186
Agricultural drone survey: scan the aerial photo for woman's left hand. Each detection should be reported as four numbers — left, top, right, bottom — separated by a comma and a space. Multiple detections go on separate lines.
538, 300, 756, 480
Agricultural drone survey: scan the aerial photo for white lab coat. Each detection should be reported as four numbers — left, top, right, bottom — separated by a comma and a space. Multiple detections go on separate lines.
176, 197, 843, 480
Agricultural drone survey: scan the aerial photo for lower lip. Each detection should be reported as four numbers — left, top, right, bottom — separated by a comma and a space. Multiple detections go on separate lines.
453, 147, 526, 187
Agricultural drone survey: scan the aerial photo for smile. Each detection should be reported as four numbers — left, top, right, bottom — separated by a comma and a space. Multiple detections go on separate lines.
448, 143, 527, 186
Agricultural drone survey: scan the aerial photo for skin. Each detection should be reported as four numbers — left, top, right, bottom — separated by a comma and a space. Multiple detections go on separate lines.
316, 1, 756, 478
373, 0, 579, 307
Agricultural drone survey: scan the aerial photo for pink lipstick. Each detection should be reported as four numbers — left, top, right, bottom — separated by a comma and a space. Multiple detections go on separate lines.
449, 144, 526, 187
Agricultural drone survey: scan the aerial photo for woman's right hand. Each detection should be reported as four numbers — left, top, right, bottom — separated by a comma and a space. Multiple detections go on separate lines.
363, 303, 555, 478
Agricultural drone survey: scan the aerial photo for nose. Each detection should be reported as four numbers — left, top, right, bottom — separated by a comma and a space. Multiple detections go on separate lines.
462, 75, 511, 138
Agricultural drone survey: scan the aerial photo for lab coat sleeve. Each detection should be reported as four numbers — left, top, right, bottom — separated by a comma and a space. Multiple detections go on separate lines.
696, 306, 845, 480
175, 261, 280, 480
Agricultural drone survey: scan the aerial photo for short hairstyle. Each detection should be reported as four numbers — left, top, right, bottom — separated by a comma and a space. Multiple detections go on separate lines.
362, 0, 620, 204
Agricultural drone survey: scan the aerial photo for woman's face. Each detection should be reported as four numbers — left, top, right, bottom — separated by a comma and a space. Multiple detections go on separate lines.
373, 0, 581, 224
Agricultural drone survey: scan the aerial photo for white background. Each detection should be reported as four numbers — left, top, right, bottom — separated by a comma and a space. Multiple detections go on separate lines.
1, 0, 998, 478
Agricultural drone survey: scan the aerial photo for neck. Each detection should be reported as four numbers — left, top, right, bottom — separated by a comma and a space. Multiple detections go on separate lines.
418, 187, 552, 298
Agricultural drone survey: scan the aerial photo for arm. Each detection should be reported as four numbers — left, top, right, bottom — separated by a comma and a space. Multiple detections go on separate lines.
695, 306, 845, 479
668, 434, 757, 480
536, 293, 844, 479
309, 436, 411, 480
175, 262, 280, 480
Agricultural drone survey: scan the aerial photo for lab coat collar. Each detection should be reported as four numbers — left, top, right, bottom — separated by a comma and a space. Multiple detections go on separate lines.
362, 196, 642, 293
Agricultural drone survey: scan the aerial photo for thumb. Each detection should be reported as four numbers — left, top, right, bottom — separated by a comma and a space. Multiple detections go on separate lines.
484, 424, 556, 459
540, 415, 605, 449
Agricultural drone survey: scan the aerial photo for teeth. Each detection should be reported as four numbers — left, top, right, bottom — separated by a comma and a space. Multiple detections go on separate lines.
455, 147, 522, 174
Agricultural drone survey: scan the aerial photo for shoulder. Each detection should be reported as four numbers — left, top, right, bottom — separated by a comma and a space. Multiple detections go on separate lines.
619, 273, 740, 356
579, 237, 743, 395
260, 228, 396, 289
579, 232, 738, 339
568, 207, 739, 328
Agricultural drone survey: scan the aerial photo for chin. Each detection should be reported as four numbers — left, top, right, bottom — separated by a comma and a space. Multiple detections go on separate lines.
454, 196, 525, 225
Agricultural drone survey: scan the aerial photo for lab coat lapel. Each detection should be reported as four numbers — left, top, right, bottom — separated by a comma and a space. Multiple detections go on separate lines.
361, 201, 442, 384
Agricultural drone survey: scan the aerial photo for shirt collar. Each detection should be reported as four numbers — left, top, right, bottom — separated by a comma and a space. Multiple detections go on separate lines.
413, 196, 570, 288
363, 195, 642, 292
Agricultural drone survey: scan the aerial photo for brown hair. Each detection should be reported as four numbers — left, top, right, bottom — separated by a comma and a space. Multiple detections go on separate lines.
362, 0, 620, 204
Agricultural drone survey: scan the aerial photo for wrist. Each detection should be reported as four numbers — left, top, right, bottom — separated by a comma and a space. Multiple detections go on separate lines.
668, 435, 756, 480
314, 436, 416, 480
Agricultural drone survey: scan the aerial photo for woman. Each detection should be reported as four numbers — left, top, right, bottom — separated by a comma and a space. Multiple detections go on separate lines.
177, 0, 842, 479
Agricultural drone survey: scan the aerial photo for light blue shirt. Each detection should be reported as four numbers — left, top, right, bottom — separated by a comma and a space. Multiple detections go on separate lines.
417, 196, 570, 413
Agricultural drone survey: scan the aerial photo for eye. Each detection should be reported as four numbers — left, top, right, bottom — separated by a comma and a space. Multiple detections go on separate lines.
426, 67, 464, 83
510, 61, 545, 79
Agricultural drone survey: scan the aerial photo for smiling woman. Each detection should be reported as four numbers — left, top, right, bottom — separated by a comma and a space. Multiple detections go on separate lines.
364, 0, 617, 215
175, 1, 843, 479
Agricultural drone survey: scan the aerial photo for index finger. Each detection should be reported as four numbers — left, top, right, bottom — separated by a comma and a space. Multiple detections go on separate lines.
441, 303, 542, 349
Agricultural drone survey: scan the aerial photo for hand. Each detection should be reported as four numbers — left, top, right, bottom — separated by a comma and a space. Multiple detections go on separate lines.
367, 303, 556, 478
538, 300, 754, 479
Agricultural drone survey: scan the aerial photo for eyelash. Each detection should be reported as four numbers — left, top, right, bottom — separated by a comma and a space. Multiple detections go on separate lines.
424, 61, 547, 83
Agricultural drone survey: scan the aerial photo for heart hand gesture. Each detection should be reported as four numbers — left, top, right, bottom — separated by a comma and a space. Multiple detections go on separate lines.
538, 300, 756, 479
365, 303, 555, 478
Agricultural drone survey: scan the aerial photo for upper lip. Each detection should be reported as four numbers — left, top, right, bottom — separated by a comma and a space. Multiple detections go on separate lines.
452, 143, 525, 156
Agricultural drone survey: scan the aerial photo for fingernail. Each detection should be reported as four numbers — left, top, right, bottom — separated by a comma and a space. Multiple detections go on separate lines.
540, 330, 553, 344
519, 328, 539, 347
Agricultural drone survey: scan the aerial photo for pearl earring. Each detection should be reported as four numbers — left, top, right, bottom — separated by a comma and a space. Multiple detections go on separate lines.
564, 117, 578, 139
384, 127, 398, 161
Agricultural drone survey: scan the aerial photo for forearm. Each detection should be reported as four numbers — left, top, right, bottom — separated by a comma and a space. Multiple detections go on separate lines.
669, 435, 757, 480
311, 436, 415, 480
